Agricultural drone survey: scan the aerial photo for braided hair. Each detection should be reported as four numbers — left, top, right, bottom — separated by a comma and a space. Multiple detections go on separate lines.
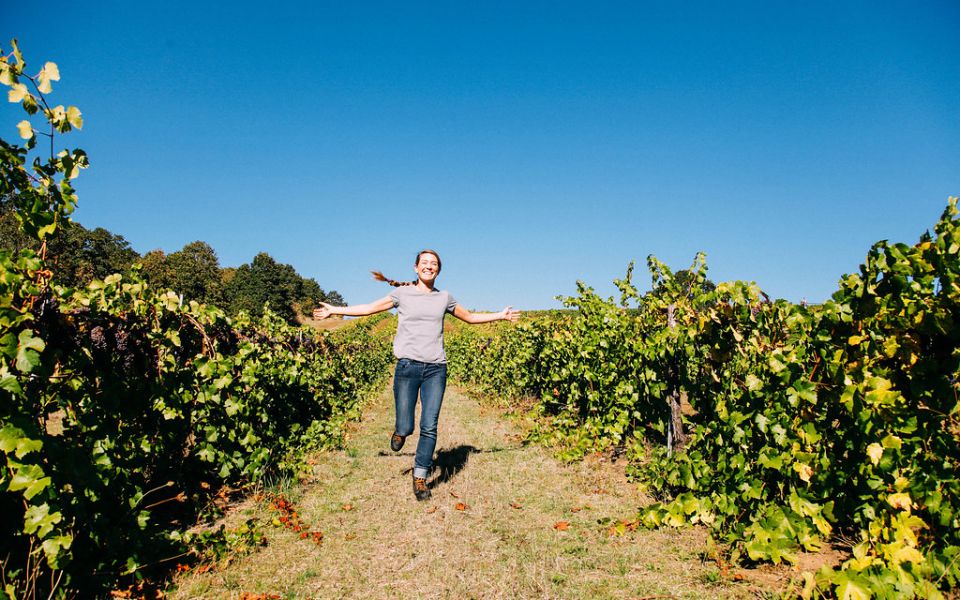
372, 249, 442, 287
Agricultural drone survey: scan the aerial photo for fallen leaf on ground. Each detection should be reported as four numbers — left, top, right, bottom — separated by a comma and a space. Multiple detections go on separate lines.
571, 507, 582, 512
553, 521, 570, 531
345, 533, 357, 540
449, 490, 461, 498
606, 519, 640, 536
426, 506, 439, 514
510, 502, 523, 509
455, 502, 468, 511
341, 504, 353, 511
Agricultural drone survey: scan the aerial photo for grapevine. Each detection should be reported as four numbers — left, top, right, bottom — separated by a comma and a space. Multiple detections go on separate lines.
0, 42, 394, 598
448, 203, 960, 598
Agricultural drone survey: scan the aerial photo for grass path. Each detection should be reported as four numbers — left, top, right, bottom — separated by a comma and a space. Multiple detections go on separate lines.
169, 384, 782, 599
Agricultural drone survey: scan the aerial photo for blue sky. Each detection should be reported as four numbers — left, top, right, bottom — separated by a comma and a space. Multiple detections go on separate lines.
4, 1, 958, 309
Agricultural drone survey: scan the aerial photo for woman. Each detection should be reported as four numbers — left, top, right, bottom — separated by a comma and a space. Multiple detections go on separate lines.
312, 249, 520, 500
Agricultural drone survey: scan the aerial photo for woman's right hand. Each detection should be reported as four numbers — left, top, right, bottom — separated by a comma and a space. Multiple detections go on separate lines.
312, 302, 334, 320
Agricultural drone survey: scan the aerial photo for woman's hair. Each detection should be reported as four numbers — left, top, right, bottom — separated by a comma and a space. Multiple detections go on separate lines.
372, 249, 442, 287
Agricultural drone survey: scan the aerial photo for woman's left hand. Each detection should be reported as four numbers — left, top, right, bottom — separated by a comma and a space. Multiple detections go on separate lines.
501, 306, 521, 322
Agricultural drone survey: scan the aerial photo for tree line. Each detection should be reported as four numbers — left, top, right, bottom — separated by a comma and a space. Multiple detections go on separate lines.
0, 197, 344, 324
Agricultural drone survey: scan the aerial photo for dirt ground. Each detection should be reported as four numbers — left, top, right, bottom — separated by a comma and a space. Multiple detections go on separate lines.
168, 384, 814, 599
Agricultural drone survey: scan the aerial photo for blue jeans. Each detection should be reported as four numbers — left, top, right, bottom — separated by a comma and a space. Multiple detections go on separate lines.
393, 358, 448, 479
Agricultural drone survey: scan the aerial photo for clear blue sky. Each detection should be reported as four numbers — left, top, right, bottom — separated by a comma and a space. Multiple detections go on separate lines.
4, 1, 958, 309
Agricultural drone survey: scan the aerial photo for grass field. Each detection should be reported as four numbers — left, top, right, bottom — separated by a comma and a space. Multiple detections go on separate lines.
166, 382, 824, 599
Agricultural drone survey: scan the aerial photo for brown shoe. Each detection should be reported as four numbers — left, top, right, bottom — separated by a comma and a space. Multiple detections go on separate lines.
390, 433, 405, 452
412, 475, 431, 501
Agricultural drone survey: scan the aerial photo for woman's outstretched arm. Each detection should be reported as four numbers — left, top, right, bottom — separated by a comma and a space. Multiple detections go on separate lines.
313, 295, 395, 319
452, 305, 521, 325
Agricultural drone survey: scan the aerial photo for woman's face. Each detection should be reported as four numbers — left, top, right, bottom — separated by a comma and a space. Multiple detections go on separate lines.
414, 252, 440, 283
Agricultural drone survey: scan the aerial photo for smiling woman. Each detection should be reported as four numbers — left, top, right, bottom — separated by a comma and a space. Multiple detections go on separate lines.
312, 249, 520, 500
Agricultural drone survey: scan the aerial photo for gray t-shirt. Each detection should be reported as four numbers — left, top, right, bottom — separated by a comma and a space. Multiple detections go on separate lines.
389, 286, 458, 363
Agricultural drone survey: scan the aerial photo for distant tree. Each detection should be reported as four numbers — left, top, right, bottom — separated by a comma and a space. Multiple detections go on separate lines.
297, 277, 324, 314
223, 252, 301, 324
296, 277, 345, 313
140, 249, 170, 287
0, 196, 34, 254
47, 225, 140, 287
323, 289, 345, 306
165, 241, 223, 305
1, 200, 139, 287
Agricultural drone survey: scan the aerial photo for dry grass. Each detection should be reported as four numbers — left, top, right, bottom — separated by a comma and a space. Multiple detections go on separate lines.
300, 315, 351, 331
168, 385, 803, 599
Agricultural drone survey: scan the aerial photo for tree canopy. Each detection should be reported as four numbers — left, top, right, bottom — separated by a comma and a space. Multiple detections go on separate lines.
0, 204, 342, 323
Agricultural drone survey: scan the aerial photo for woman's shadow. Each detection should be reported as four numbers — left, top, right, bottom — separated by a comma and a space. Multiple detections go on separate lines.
389, 443, 517, 488
428, 444, 477, 489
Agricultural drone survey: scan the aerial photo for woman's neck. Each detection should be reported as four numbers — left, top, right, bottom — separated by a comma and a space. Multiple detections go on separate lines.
416, 280, 435, 293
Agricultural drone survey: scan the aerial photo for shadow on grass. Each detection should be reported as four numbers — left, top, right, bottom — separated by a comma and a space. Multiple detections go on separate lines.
383, 444, 521, 487
430, 444, 522, 488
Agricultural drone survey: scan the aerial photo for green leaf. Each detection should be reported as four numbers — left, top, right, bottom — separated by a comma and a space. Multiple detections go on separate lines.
41, 535, 72, 568
0, 372, 23, 395
0, 424, 42, 458
11, 39, 24, 69
23, 502, 62, 537
8, 463, 51, 499
787, 380, 818, 406
831, 570, 871, 600
881, 434, 902, 450
16, 329, 45, 373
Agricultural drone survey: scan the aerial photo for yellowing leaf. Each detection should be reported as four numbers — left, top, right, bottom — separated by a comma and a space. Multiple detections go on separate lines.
37, 62, 60, 94
66, 105, 83, 129
835, 577, 871, 600
42, 62, 60, 81
881, 434, 902, 450
16, 119, 32, 139
0, 62, 14, 86
847, 335, 863, 346
794, 462, 813, 483
8, 82, 28, 103
50, 104, 66, 123
887, 492, 912, 511
866, 443, 883, 466
891, 545, 923, 564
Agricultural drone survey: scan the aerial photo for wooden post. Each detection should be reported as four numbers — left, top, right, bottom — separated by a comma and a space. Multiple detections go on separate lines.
667, 304, 688, 455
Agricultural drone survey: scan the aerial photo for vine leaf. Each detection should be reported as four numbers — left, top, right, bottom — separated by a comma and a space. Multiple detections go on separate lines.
16, 329, 45, 373
0, 424, 42, 458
